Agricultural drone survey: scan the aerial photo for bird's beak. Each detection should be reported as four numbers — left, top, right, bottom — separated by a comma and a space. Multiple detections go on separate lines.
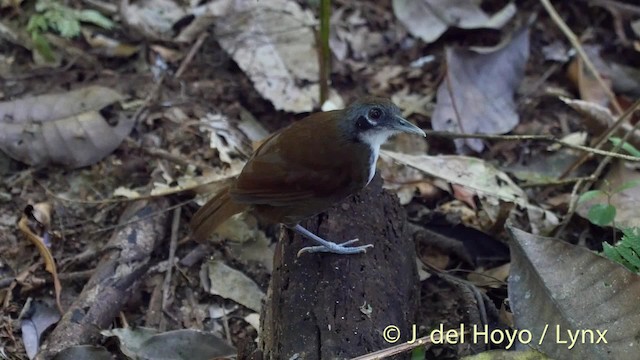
392, 115, 426, 137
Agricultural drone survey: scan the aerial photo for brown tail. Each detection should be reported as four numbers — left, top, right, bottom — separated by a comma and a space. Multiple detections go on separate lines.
191, 188, 247, 240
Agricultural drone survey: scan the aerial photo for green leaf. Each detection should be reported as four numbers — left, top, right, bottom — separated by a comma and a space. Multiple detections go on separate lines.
411, 346, 426, 360
587, 203, 616, 226
609, 137, 640, 157
623, 228, 640, 259
53, 15, 81, 38
602, 242, 627, 266
616, 243, 640, 271
77, 9, 114, 29
27, 15, 49, 33
578, 190, 604, 204
31, 32, 56, 63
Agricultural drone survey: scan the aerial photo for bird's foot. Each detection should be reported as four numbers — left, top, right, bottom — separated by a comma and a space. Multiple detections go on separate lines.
297, 238, 374, 257
290, 224, 373, 256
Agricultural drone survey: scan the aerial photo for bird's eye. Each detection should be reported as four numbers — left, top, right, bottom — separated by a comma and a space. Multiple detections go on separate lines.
368, 108, 382, 120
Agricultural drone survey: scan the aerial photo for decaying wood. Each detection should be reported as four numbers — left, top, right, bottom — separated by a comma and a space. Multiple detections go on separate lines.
258, 175, 419, 360
36, 199, 169, 359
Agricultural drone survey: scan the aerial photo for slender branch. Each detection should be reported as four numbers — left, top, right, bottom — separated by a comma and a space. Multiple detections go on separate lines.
540, 0, 623, 114
424, 130, 640, 162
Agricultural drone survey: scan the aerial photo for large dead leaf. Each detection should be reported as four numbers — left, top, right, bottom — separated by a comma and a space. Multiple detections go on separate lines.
393, 0, 516, 44
102, 327, 236, 360
432, 28, 529, 153
381, 151, 558, 234
0, 86, 130, 168
201, 260, 265, 312
215, 0, 342, 112
508, 227, 640, 359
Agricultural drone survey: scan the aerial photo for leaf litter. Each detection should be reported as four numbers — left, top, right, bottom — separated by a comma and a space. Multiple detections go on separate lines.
2, 1, 640, 359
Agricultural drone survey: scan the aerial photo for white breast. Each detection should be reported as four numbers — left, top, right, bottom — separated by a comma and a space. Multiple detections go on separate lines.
367, 147, 379, 184
359, 130, 397, 185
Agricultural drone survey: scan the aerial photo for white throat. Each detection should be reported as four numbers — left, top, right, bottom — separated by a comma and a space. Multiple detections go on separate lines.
358, 130, 397, 184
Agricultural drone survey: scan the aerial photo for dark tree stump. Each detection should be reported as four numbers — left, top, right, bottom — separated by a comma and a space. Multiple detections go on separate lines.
259, 175, 419, 360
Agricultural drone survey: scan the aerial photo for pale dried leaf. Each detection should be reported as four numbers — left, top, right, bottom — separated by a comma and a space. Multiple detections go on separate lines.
202, 260, 265, 312
382, 150, 558, 233
381, 151, 526, 203
113, 187, 142, 199
215, 0, 343, 112
432, 28, 529, 152
244, 313, 260, 335
0, 86, 130, 168
393, 0, 516, 44
120, 0, 187, 40
21, 301, 61, 360
508, 226, 640, 359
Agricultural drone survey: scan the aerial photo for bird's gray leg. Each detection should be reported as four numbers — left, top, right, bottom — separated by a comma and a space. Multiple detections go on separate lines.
289, 224, 373, 256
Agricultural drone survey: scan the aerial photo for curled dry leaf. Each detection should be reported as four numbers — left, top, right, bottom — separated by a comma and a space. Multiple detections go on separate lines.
0, 86, 130, 168
215, 0, 343, 112
18, 203, 63, 314
508, 226, 640, 359
393, 0, 516, 44
560, 97, 640, 149
432, 27, 529, 153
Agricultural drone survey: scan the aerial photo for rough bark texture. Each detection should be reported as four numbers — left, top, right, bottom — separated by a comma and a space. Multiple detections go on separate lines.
259, 175, 419, 360
36, 199, 168, 359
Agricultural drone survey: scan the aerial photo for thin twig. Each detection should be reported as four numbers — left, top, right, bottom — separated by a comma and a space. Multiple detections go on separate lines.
161, 207, 181, 331
424, 130, 640, 162
175, 32, 209, 79
520, 176, 595, 188
540, 0, 623, 114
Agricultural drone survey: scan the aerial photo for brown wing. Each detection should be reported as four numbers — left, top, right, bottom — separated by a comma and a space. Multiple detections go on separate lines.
230, 111, 357, 206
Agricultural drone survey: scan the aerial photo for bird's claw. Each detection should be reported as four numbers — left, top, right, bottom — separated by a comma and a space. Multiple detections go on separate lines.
297, 238, 374, 257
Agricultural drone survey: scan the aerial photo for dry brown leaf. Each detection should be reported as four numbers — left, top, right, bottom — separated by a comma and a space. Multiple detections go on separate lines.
508, 226, 640, 359
467, 263, 510, 288
567, 54, 612, 108
82, 30, 139, 58
432, 28, 529, 152
17, 203, 63, 314
0, 86, 130, 168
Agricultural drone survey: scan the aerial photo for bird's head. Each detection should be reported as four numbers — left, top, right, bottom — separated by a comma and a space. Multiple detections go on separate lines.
341, 97, 426, 149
